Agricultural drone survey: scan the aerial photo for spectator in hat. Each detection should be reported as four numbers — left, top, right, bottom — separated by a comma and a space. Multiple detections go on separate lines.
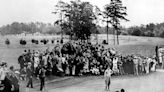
104, 65, 113, 91
26, 62, 33, 88
38, 66, 46, 91
133, 56, 139, 75
0, 62, 8, 84
3, 75, 13, 92
112, 57, 119, 75
118, 57, 124, 75
151, 56, 157, 71
8, 66, 19, 92
145, 57, 151, 74
20, 67, 26, 81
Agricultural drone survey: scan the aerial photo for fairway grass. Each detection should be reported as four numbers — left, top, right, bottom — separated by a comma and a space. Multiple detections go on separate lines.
0, 34, 164, 69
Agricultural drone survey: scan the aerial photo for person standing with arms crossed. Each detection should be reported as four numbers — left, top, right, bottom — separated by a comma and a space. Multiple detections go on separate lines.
104, 65, 113, 91
26, 62, 33, 88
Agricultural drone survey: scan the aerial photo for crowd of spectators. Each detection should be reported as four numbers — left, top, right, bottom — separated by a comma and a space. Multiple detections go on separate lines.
18, 41, 157, 78
0, 40, 158, 92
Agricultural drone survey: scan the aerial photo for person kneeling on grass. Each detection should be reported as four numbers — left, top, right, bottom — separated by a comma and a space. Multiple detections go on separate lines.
104, 66, 113, 91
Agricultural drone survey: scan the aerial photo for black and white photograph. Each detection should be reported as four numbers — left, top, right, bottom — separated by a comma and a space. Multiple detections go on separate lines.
0, 0, 164, 92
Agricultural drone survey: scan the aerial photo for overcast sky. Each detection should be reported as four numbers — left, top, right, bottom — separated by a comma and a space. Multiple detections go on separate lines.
0, 0, 164, 27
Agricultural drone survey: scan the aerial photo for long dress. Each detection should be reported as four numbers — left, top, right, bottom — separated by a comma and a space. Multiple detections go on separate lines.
112, 58, 119, 74
83, 58, 89, 73
145, 58, 151, 74
34, 52, 40, 69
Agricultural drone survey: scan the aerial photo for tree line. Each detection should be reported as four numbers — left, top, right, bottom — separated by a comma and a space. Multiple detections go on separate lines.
123, 23, 164, 38
0, 22, 61, 35
0, 22, 113, 34
0, 21, 112, 35
1, 21, 164, 38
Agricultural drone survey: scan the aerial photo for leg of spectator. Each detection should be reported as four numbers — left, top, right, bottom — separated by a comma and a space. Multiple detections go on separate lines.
108, 77, 111, 91
40, 77, 43, 91
121, 66, 125, 75
69, 66, 72, 76
30, 77, 33, 88
26, 77, 30, 87
133, 65, 136, 75
72, 65, 75, 76
43, 77, 45, 90
105, 79, 108, 90
135, 65, 138, 76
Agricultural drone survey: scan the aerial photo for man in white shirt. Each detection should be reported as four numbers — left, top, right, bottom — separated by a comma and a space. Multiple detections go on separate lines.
146, 57, 152, 74
0, 62, 8, 83
133, 56, 139, 75
104, 66, 113, 91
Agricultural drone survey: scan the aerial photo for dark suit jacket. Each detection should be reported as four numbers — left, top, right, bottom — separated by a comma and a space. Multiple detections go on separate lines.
26, 67, 33, 78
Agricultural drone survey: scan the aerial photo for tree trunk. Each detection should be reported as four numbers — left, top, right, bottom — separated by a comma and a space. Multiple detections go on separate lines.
113, 29, 115, 45
96, 33, 98, 44
107, 22, 109, 45
70, 34, 72, 41
116, 29, 119, 45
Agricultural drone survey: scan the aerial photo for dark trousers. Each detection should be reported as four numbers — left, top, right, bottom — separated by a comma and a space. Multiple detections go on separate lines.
27, 77, 33, 88
52, 66, 58, 75
138, 65, 143, 74
12, 84, 19, 92
62, 63, 67, 74
69, 66, 73, 76
118, 66, 124, 75
40, 77, 45, 91
75, 65, 80, 76
3, 88, 11, 92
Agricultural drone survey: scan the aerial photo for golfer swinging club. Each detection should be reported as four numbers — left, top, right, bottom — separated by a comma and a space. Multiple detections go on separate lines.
104, 65, 113, 91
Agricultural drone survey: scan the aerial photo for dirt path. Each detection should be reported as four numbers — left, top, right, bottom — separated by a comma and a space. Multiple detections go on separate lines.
24, 69, 164, 92
48, 70, 164, 92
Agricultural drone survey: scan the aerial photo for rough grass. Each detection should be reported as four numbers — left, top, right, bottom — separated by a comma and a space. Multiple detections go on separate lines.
0, 34, 164, 69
